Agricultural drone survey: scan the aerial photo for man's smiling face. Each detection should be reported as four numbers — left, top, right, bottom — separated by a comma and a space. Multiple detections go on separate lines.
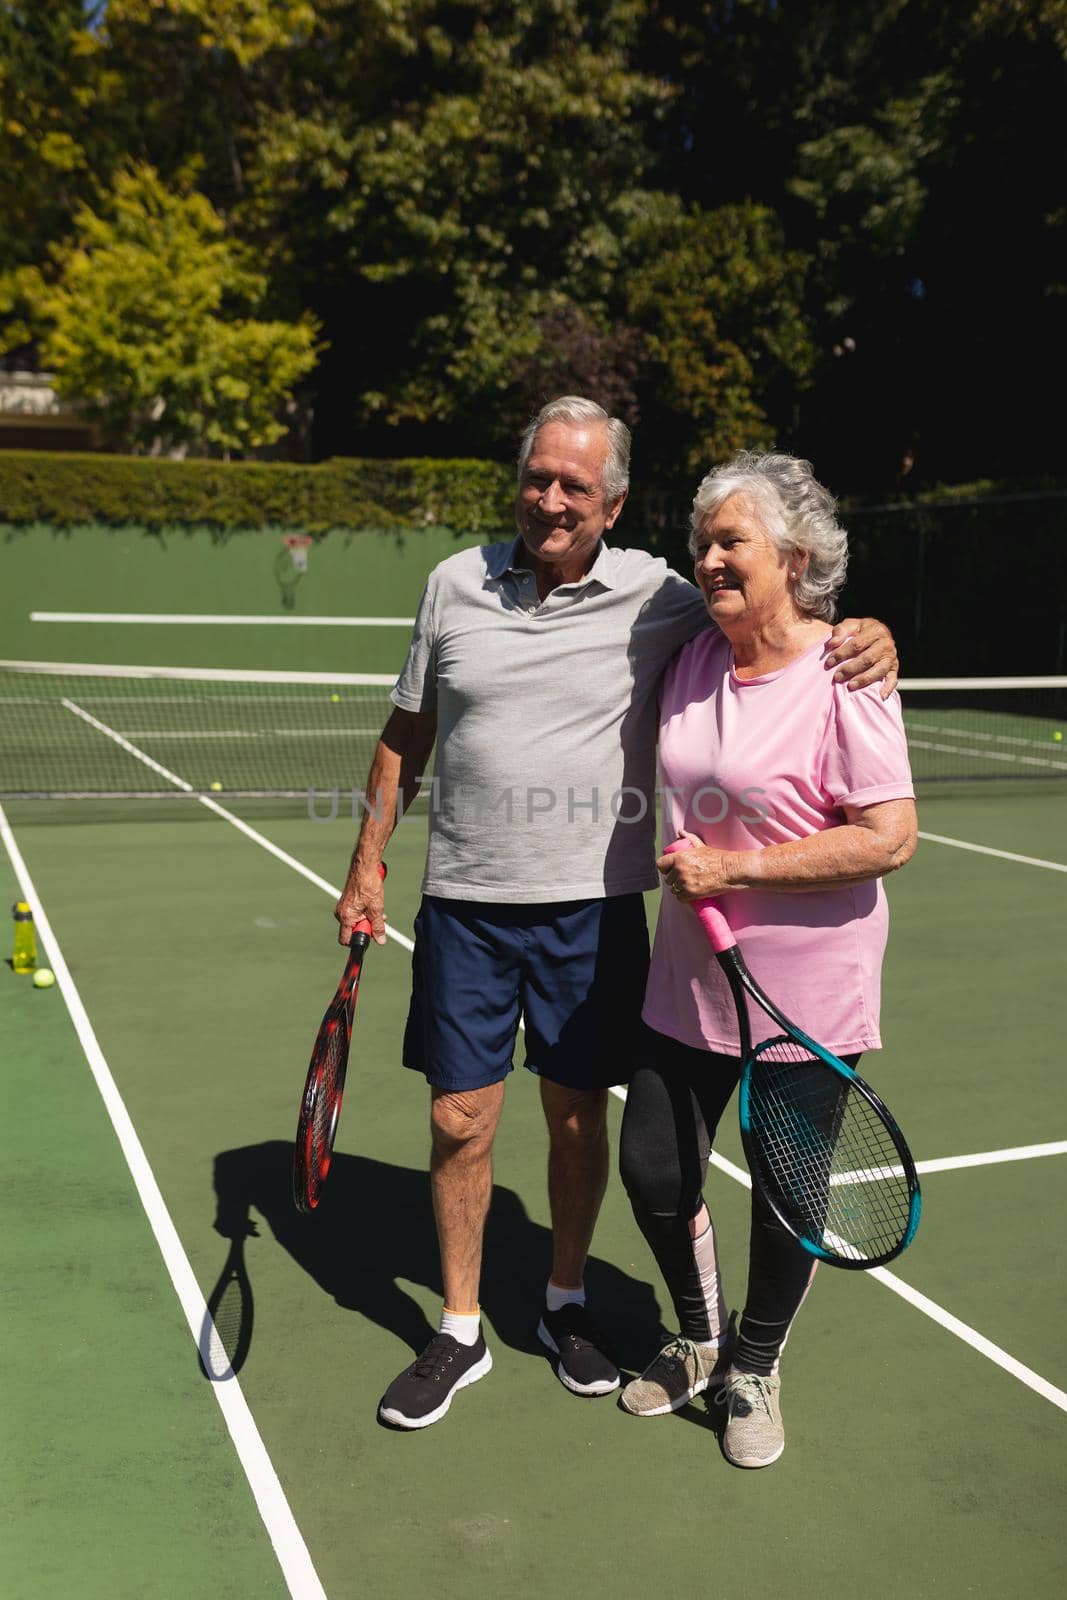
516, 421, 626, 580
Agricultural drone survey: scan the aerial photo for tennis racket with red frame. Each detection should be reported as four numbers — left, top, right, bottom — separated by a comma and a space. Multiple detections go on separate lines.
292, 864, 386, 1213
663, 840, 920, 1268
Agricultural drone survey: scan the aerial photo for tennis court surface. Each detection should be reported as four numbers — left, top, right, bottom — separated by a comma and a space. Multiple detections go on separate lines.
2, 661, 1065, 1598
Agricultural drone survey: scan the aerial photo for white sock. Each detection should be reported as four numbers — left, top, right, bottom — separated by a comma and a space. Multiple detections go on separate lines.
546, 1281, 585, 1313
440, 1307, 481, 1346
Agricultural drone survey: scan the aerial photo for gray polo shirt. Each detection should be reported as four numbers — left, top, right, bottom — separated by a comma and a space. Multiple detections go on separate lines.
391, 536, 710, 902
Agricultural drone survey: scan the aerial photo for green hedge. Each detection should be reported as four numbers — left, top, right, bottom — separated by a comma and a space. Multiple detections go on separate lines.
0, 450, 515, 532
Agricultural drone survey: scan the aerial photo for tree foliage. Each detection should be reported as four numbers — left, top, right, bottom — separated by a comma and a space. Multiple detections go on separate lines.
1, 0, 1062, 485
35, 164, 318, 454
108, 1, 318, 67
0, 3, 103, 271
628, 201, 816, 474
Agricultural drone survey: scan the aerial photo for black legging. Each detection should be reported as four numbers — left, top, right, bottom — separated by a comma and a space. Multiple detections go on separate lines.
619, 1026, 860, 1375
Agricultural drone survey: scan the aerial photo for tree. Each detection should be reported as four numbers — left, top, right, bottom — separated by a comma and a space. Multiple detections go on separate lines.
636, 0, 1067, 488
0, 2, 115, 355
34, 164, 319, 455
108, 0, 317, 67
4, 1, 1062, 485
501, 303, 646, 436
212, 0, 671, 455
627, 201, 817, 479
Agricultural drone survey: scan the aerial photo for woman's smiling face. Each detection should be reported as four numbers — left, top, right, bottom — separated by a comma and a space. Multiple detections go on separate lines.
692, 493, 796, 633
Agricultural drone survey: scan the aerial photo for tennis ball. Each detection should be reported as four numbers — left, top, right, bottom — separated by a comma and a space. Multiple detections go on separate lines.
209, 780, 224, 791
330, 693, 341, 703
33, 968, 55, 989
1054, 730, 1063, 743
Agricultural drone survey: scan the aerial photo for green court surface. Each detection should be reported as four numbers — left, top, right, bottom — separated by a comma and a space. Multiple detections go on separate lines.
0, 854, 284, 1600
2, 782, 1065, 1599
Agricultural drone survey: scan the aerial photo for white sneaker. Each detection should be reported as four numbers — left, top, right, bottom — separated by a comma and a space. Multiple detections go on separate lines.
619, 1335, 731, 1416
718, 1370, 784, 1467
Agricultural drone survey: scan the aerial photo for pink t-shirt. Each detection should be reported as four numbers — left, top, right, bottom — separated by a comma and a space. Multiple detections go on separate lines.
642, 630, 915, 1056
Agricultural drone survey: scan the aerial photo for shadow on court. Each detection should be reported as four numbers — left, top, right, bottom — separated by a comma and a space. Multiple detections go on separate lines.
201, 1140, 666, 1381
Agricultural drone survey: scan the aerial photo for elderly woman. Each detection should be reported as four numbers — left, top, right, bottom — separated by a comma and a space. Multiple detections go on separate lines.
618, 452, 916, 1468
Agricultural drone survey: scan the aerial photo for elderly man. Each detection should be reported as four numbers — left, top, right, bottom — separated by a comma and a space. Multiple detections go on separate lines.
334, 397, 896, 1430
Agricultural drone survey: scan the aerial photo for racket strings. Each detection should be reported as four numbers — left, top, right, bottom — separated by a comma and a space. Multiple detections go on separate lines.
293, 944, 369, 1214
304, 1018, 348, 1202
748, 1040, 913, 1262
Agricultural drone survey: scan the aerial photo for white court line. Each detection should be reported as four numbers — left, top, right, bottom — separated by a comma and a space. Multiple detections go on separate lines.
610, 1083, 1067, 1413
31, 611, 415, 627
909, 736, 1067, 772
908, 720, 1058, 751
915, 1140, 1067, 1174
864, 1269, 1067, 1411
45, 700, 1067, 1415
829, 1141, 1067, 1187
0, 804, 328, 1600
60, 699, 415, 952
917, 830, 1067, 873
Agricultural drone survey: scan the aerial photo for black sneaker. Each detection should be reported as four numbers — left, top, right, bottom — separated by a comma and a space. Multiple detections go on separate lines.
537, 1303, 620, 1397
377, 1332, 493, 1430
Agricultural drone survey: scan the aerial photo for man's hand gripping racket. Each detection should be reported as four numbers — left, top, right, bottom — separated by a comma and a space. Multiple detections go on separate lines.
292, 863, 386, 1213
664, 840, 921, 1268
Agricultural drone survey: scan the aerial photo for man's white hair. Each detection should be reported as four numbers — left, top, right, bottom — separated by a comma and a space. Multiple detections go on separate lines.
517, 396, 631, 504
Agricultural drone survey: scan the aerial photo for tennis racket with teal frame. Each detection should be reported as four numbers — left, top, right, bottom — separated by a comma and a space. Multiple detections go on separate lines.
664, 840, 921, 1269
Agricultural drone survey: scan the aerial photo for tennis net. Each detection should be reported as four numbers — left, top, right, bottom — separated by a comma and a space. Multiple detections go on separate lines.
0, 660, 397, 799
899, 677, 1067, 784
1, 662, 1065, 799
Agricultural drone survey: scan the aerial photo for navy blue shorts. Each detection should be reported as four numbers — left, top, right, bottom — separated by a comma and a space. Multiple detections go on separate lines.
403, 894, 650, 1093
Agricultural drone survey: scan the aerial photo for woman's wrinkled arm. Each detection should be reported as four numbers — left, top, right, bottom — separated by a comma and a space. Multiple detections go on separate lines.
657, 801, 918, 898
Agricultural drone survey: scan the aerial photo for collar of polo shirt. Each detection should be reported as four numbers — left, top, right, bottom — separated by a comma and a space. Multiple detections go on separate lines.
489, 535, 617, 591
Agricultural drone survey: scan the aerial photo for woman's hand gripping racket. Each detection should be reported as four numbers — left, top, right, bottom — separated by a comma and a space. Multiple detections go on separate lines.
663, 840, 921, 1268
292, 863, 386, 1213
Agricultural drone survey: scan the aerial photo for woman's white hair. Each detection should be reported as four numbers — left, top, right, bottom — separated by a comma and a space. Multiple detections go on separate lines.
689, 451, 848, 621
517, 396, 631, 504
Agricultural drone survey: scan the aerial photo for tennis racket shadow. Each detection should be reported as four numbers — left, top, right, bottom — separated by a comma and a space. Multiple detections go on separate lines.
203, 1140, 665, 1375
198, 1228, 256, 1381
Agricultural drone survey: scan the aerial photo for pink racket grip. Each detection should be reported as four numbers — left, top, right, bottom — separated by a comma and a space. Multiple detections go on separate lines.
662, 839, 737, 955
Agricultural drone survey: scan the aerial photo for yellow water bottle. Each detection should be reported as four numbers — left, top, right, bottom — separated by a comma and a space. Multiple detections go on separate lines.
12, 901, 37, 974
